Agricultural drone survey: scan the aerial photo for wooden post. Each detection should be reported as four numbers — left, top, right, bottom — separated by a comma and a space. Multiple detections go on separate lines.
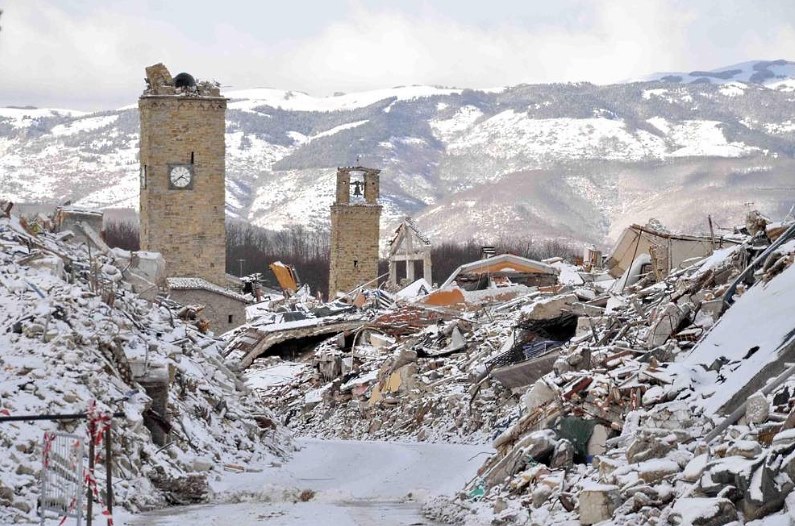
708, 214, 716, 250
105, 423, 113, 525
86, 420, 95, 526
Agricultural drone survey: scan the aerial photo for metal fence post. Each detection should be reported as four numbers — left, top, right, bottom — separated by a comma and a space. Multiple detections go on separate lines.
105, 423, 113, 526
86, 419, 95, 526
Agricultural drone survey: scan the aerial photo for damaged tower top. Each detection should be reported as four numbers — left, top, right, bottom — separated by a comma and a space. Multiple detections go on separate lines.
143, 62, 220, 97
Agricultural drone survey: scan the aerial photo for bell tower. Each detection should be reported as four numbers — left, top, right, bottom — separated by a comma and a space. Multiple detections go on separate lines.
138, 63, 227, 285
328, 166, 382, 298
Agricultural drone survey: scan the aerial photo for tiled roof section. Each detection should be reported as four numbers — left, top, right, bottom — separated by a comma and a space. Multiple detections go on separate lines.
167, 276, 251, 303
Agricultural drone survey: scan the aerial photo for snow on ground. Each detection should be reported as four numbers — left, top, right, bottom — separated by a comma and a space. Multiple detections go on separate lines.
641, 87, 693, 105
310, 120, 369, 141
647, 117, 757, 157
667, 120, 757, 157
0, 107, 87, 128
0, 215, 291, 525
448, 111, 667, 165
72, 157, 140, 209
642, 88, 669, 100
50, 115, 119, 136
770, 79, 795, 92
764, 120, 795, 134
246, 362, 308, 389
117, 438, 490, 526
634, 60, 795, 86
287, 121, 371, 146
550, 260, 585, 286
246, 168, 336, 231
430, 105, 484, 142
719, 81, 748, 97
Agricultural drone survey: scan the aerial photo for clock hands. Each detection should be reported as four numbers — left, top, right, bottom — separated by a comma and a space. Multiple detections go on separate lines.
171, 167, 191, 187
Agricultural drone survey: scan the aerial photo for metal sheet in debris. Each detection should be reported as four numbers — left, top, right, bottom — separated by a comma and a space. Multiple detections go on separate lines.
490, 349, 561, 390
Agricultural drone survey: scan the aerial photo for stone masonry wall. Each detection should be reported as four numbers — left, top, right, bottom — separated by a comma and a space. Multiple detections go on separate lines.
139, 96, 227, 285
328, 205, 382, 298
168, 288, 246, 333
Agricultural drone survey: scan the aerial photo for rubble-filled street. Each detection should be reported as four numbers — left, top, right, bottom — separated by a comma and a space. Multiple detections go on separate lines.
5, 197, 795, 526
6, 6, 795, 525
227, 211, 795, 525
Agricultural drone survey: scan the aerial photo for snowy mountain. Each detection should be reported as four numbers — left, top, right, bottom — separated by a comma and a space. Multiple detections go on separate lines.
3, 61, 795, 246
634, 59, 795, 88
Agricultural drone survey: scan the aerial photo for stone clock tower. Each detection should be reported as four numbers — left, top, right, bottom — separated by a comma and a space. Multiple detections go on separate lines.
138, 63, 227, 285
328, 166, 382, 298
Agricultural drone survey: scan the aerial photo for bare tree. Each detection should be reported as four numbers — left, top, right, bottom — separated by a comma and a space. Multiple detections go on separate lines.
226, 221, 331, 294
103, 220, 140, 251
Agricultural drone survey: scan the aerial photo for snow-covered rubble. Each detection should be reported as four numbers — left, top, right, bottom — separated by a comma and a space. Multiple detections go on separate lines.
237, 213, 795, 525
424, 221, 795, 525
0, 213, 291, 524
242, 303, 523, 444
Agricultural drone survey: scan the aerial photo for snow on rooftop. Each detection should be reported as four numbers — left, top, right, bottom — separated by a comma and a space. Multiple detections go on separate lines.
683, 243, 795, 415
551, 261, 585, 286
167, 276, 250, 302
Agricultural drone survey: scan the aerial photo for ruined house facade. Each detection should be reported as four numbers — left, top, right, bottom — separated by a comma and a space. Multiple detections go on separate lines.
167, 277, 249, 332
138, 63, 227, 286
606, 223, 742, 280
53, 207, 104, 246
328, 166, 382, 298
388, 217, 432, 287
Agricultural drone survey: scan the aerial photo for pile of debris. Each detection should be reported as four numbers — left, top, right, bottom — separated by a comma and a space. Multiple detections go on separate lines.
422, 219, 795, 525
0, 211, 291, 524
250, 312, 519, 443
232, 209, 795, 525
235, 261, 596, 443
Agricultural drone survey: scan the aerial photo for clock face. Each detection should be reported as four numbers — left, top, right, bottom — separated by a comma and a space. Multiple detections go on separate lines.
169, 165, 193, 189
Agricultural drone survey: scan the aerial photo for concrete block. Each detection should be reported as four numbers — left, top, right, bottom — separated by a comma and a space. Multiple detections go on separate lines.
579, 484, 620, 525
745, 391, 770, 424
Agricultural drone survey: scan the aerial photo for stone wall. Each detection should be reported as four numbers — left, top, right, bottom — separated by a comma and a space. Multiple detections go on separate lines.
168, 288, 247, 333
328, 205, 382, 297
328, 167, 383, 298
139, 95, 227, 286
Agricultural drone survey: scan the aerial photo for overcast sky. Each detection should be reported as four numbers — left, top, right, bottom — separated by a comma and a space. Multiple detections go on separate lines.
1, 0, 794, 110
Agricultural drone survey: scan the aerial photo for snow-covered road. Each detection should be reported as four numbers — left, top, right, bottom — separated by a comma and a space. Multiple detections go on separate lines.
119, 438, 491, 526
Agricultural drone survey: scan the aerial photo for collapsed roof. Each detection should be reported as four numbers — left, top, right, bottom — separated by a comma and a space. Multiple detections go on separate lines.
440, 253, 560, 290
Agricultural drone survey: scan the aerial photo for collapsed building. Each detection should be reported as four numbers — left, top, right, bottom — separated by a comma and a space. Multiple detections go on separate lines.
607, 221, 742, 280
388, 217, 433, 288
422, 253, 560, 307
0, 204, 290, 524
228, 210, 795, 525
